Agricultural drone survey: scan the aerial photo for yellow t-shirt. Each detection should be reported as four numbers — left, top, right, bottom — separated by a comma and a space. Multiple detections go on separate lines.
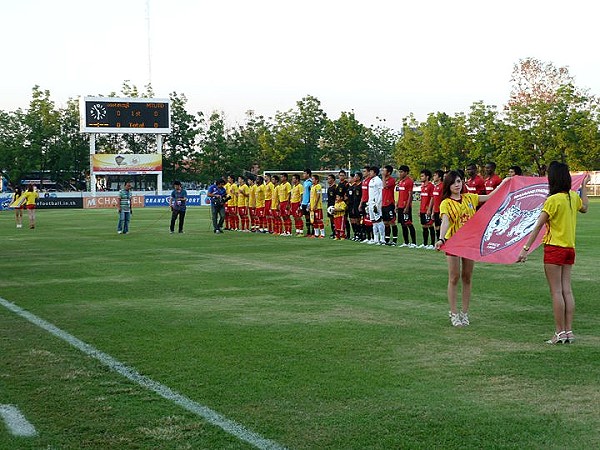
248, 184, 257, 208
310, 183, 323, 210
439, 193, 479, 240
334, 200, 346, 218
271, 185, 280, 210
237, 184, 249, 207
255, 184, 266, 208
278, 181, 292, 202
227, 183, 238, 207
290, 183, 304, 203
23, 191, 39, 206
542, 191, 583, 248
265, 182, 274, 201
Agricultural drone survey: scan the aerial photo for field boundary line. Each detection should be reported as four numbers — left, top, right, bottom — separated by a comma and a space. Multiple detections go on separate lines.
0, 404, 37, 437
0, 296, 285, 450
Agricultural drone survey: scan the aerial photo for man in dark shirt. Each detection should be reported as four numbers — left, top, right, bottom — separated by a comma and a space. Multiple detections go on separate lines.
348, 172, 363, 240
169, 180, 187, 234
336, 170, 350, 239
207, 179, 227, 233
326, 174, 337, 238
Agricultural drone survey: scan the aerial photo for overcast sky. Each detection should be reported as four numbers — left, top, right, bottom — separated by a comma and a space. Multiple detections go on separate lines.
1, 0, 597, 129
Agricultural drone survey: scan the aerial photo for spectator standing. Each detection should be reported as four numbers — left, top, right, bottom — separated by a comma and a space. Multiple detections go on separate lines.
169, 181, 187, 234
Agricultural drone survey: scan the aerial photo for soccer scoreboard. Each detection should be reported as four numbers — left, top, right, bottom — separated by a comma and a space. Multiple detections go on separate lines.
80, 97, 171, 134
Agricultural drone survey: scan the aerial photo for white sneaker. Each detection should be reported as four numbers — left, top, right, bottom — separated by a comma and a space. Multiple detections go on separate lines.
399, 243, 408, 248
460, 312, 470, 326
408, 243, 417, 248
361, 239, 370, 243
367, 239, 376, 244
426, 245, 435, 250
417, 244, 425, 249
450, 312, 463, 327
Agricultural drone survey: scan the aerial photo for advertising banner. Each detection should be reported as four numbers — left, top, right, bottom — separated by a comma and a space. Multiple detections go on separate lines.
0, 194, 12, 211
84, 195, 145, 209
37, 197, 83, 209
442, 174, 586, 264
144, 195, 206, 207
92, 154, 162, 174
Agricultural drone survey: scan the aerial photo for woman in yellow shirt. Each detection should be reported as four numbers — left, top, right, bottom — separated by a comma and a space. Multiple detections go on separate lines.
23, 184, 39, 229
11, 187, 25, 228
435, 171, 505, 327
518, 162, 589, 344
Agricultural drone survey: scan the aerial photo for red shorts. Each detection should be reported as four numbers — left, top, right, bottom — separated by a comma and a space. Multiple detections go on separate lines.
279, 201, 290, 216
291, 202, 301, 218
271, 208, 280, 218
544, 245, 575, 265
257, 206, 265, 218
26, 204, 35, 210
312, 209, 323, 222
238, 207, 247, 216
249, 207, 256, 217
265, 200, 272, 217
225, 205, 237, 215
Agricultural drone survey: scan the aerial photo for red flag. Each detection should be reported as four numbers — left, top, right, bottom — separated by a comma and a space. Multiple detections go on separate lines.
442, 174, 586, 264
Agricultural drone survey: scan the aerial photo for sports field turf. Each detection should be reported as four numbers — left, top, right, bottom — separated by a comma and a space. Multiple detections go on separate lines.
1, 202, 599, 449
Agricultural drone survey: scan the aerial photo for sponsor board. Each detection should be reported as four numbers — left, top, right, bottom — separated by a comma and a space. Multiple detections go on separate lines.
37, 197, 84, 209
0, 194, 13, 211
84, 195, 145, 209
92, 154, 162, 174
145, 195, 206, 207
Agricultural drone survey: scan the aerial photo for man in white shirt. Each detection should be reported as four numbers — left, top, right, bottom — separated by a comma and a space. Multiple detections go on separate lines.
367, 166, 385, 245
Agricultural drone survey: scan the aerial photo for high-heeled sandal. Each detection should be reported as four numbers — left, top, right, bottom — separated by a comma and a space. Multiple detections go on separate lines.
564, 330, 575, 343
546, 331, 567, 344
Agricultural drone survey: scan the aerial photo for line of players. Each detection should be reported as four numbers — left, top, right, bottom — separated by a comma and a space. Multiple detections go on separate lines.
222, 162, 503, 246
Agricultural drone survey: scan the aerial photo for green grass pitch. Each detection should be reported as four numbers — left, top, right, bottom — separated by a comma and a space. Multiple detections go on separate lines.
1, 202, 599, 449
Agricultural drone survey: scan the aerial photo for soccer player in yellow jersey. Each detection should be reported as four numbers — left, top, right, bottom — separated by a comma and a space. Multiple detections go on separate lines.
226, 175, 239, 230
264, 174, 274, 233
270, 175, 282, 235
278, 173, 292, 236
436, 170, 506, 327
332, 193, 347, 239
237, 176, 250, 231
290, 174, 305, 236
310, 174, 325, 238
255, 176, 267, 232
248, 177, 258, 232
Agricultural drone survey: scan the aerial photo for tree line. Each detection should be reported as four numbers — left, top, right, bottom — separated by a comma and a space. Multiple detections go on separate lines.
1, 58, 598, 190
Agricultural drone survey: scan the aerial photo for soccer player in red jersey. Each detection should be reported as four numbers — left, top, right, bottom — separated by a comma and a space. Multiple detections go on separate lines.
465, 164, 486, 195
396, 165, 416, 247
484, 162, 502, 194
418, 169, 436, 248
359, 166, 373, 243
428, 169, 445, 241
381, 165, 398, 245
278, 172, 292, 235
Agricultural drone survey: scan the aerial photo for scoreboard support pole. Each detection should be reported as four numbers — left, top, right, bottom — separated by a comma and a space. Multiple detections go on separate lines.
90, 133, 97, 195
156, 134, 163, 194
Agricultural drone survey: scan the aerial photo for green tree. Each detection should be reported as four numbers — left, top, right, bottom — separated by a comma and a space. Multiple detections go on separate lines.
0, 109, 31, 186
320, 111, 369, 170
23, 86, 60, 186
162, 92, 201, 182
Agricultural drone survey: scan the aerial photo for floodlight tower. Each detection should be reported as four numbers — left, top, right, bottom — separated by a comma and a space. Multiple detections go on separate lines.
146, 0, 152, 86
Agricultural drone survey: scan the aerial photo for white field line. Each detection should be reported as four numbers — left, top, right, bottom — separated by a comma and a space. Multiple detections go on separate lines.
0, 297, 285, 450
0, 404, 37, 437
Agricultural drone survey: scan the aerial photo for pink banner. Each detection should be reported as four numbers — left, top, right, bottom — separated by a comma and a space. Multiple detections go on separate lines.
442, 174, 586, 264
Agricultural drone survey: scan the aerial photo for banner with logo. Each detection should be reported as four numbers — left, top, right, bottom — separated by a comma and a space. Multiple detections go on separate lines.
144, 195, 206, 207
442, 174, 586, 264
37, 197, 83, 209
92, 154, 162, 174
83, 195, 145, 209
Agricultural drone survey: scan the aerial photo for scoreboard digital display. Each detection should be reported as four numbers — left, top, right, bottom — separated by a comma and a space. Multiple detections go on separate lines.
80, 97, 171, 134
